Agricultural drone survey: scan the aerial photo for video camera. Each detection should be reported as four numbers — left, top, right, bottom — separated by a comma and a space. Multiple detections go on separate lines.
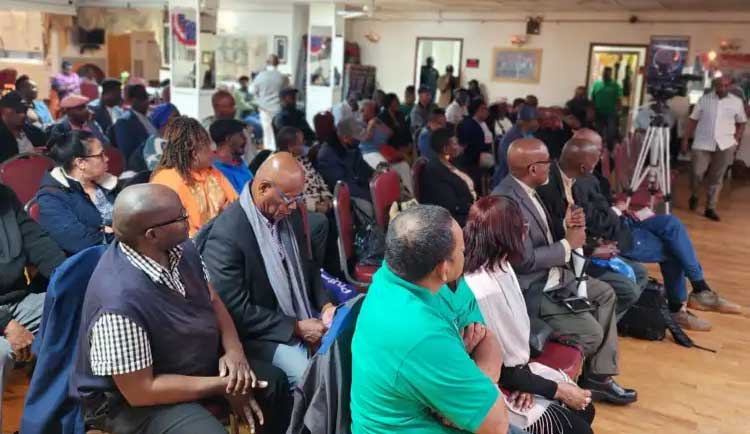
646, 46, 702, 101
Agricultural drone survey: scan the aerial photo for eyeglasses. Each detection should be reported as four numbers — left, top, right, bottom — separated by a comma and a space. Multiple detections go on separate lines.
83, 151, 106, 160
274, 185, 305, 207
527, 159, 552, 170
148, 210, 189, 230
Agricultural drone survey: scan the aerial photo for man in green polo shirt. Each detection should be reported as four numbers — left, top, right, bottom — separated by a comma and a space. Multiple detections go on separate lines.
351, 205, 510, 434
590, 66, 623, 151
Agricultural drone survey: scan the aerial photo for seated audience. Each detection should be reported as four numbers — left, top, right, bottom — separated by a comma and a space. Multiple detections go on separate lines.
234, 75, 258, 118
73, 184, 290, 434
199, 153, 335, 389
272, 88, 315, 146
536, 139, 648, 318
417, 107, 447, 159
351, 205, 511, 434
446, 89, 470, 126
493, 138, 637, 405
456, 98, 492, 191
332, 92, 359, 125
468, 79, 487, 103
317, 118, 375, 209
463, 195, 594, 434
565, 86, 594, 129
564, 133, 741, 329
38, 131, 118, 254
377, 93, 412, 149
203, 89, 256, 164
409, 85, 438, 135
398, 85, 416, 120
0, 184, 66, 426
138, 102, 180, 172
113, 84, 154, 162
533, 109, 573, 160
15, 75, 53, 129
493, 105, 540, 188
211, 119, 254, 194
525, 95, 539, 108
0, 91, 46, 162
419, 128, 475, 226
508, 98, 526, 124
276, 127, 331, 268
47, 95, 110, 146
89, 78, 124, 143
151, 116, 238, 237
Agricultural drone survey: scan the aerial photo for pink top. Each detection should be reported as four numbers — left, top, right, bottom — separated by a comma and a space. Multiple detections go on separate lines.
53, 72, 82, 97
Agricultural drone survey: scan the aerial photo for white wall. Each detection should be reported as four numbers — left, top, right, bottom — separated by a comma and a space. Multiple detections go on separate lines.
347, 11, 750, 110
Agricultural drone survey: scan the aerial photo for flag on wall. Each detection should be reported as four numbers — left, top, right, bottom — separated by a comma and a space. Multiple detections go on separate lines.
172, 13, 196, 47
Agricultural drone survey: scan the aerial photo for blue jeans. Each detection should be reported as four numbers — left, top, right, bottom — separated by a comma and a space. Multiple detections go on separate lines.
243, 113, 263, 141
621, 214, 704, 305
272, 341, 309, 390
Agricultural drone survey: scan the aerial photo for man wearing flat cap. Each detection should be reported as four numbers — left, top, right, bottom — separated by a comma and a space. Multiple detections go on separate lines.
0, 91, 47, 162
47, 94, 110, 147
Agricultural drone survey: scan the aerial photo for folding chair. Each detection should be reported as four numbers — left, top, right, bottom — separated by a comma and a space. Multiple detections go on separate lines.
0, 153, 55, 204
369, 169, 400, 229
333, 181, 375, 290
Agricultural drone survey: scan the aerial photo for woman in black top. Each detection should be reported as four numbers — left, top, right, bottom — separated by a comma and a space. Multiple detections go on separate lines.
377, 93, 412, 149
418, 128, 475, 226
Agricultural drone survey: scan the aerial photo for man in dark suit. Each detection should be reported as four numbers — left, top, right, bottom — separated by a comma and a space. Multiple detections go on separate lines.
199, 152, 334, 391
113, 84, 154, 162
536, 138, 648, 319
89, 78, 122, 145
272, 88, 315, 146
562, 131, 741, 331
492, 137, 636, 405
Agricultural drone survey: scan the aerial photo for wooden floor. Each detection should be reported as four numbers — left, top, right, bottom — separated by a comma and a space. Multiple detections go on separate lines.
3, 173, 750, 434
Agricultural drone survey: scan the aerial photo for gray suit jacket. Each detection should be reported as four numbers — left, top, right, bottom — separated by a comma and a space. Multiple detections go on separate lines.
492, 176, 576, 316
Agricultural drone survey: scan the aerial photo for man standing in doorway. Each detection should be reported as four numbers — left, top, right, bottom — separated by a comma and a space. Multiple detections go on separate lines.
419, 57, 439, 100
253, 55, 287, 151
590, 67, 622, 151
683, 76, 747, 221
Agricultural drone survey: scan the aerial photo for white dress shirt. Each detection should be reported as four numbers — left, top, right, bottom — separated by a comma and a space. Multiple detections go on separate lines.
252, 67, 286, 115
690, 92, 747, 151
445, 101, 467, 125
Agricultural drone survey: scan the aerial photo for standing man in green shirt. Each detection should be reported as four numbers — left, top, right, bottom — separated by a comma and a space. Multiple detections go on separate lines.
351, 205, 511, 434
590, 66, 623, 151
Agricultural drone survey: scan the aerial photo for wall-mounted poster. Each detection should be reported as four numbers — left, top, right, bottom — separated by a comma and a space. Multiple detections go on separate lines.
274, 35, 288, 64
309, 26, 332, 87
492, 48, 542, 83
647, 35, 690, 85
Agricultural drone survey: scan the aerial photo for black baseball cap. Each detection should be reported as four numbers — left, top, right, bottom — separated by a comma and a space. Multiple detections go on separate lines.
0, 91, 30, 112
418, 85, 432, 94
279, 87, 299, 98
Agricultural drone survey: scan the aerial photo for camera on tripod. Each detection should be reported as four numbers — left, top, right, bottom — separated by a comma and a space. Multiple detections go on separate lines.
646, 47, 702, 102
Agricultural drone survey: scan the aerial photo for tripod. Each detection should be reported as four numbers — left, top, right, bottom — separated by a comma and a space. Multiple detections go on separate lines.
627, 101, 672, 213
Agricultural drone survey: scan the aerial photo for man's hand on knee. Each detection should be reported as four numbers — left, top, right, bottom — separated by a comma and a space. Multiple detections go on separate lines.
4, 320, 34, 362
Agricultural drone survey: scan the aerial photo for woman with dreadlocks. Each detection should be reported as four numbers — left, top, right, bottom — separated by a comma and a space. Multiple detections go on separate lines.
151, 116, 238, 236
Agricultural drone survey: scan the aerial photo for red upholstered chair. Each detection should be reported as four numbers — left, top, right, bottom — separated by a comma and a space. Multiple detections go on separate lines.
103, 146, 125, 177
313, 111, 335, 144
80, 81, 100, 100
411, 157, 428, 202
0, 153, 55, 205
333, 181, 375, 290
25, 198, 40, 222
531, 341, 584, 380
369, 169, 401, 229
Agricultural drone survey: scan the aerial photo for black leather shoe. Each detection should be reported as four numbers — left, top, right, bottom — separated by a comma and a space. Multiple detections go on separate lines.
704, 209, 721, 222
579, 376, 638, 405
689, 195, 698, 211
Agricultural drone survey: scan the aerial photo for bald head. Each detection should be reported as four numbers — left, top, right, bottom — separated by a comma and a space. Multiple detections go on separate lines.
507, 138, 548, 176
573, 128, 603, 152
113, 184, 183, 245
560, 138, 601, 178
254, 152, 304, 187
252, 152, 306, 221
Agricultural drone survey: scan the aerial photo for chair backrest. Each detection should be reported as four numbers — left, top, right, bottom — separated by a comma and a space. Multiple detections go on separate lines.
369, 169, 401, 228
313, 111, 335, 144
104, 146, 125, 177
411, 157, 428, 202
600, 147, 611, 179
0, 153, 56, 205
613, 141, 629, 191
333, 181, 355, 261
80, 81, 100, 100
25, 198, 40, 222
298, 205, 314, 260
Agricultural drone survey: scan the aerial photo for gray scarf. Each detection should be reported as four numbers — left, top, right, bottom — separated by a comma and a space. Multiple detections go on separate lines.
240, 184, 314, 320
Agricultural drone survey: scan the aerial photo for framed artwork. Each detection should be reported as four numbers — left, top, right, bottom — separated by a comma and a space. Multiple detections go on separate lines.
273, 35, 288, 64
492, 48, 542, 83
309, 27, 332, 87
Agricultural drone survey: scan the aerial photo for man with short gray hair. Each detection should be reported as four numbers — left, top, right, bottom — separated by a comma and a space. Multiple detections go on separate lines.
351, 204, 512, 434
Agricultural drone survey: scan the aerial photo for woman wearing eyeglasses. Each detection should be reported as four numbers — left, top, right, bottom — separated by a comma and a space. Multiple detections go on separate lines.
37, 130, 119, 254
151, 116, 238, 237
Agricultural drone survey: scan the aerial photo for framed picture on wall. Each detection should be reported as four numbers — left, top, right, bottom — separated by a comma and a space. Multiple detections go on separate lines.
492, 48, 542, 83
273, 35, 288, 64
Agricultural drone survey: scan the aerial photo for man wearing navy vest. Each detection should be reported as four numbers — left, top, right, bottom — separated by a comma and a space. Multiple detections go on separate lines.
74, 184, 291, 434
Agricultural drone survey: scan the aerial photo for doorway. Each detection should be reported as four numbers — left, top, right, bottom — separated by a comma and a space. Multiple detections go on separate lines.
586, 43, 647, 131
